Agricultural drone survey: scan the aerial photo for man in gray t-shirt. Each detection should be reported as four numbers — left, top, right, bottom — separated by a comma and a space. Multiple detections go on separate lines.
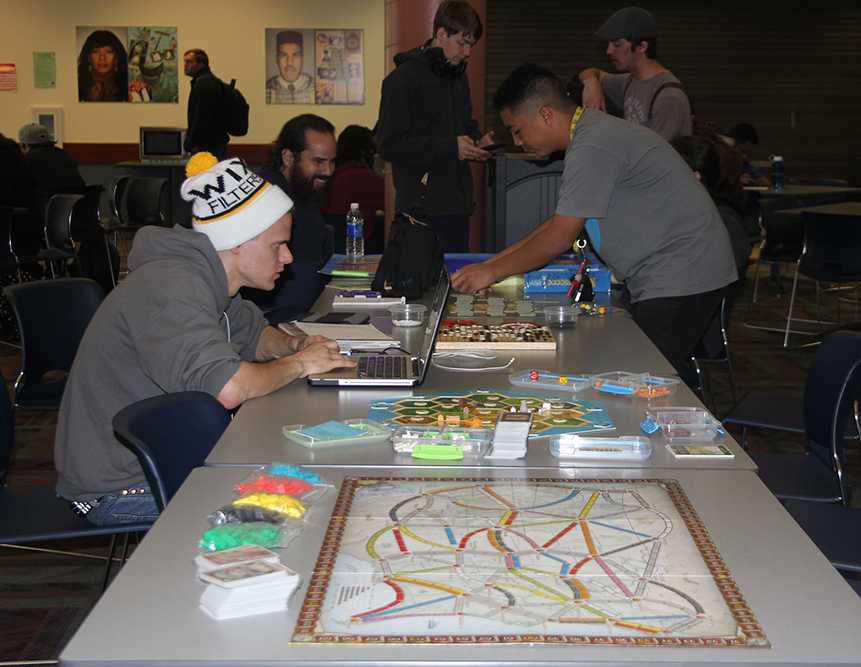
452, 64, 736, 382
578, 7, 691, 141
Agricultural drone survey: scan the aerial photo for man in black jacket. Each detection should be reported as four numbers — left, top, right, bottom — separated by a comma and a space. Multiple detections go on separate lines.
18, 123, 85, 219
376, 0, 492, 253
183, 49, 229, 159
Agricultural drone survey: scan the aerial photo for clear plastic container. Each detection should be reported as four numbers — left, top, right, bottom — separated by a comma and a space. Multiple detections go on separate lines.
389, 303, 427, 327
281, 419, 391, 449
543, 305, 578, 329
642, 407, 724, 442
549, 434, 652, 461
390, 425, 491, 455
509, 369, 592, 393
591, 371, 679, 399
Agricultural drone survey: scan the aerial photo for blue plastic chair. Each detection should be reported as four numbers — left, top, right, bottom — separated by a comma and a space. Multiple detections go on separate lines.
723, 330, 861, 505
112, 392, 231, 511
0, 369, 150, 590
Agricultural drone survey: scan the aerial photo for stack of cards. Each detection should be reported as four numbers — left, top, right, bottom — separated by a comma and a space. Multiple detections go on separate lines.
486, 411, 532, 460
196, 545, 300, 620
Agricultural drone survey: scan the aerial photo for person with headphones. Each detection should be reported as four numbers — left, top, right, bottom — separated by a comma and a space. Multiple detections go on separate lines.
375, 0, 494, 253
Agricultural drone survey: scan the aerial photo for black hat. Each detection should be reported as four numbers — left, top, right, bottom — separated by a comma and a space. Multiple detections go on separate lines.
596, 7, 657, 40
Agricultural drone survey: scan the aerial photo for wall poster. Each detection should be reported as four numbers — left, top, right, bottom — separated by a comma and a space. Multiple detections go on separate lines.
76, 26, 178, 103
264, 28, 364, 105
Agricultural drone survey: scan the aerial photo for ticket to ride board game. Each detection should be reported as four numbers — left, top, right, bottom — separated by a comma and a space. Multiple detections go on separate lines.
291, 476, 768, 647
367, 390, 613, 437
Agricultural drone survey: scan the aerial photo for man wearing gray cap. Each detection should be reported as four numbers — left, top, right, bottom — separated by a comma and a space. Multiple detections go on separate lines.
578, 7, 691, 141
18, 123, 85, 218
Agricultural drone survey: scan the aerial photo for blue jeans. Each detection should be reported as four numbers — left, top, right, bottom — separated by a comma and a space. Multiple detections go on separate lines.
85, 486, 160, 526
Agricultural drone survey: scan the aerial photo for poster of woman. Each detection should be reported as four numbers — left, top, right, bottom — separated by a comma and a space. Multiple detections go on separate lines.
76, 27, 129, 102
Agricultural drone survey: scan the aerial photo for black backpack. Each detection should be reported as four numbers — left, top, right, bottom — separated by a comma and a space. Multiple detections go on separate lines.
223, 78, 249, 136
371, 213, 443, 300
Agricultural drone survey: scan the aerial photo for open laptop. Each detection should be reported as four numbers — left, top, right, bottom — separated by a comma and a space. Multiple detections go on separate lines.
307, 269, 450, 387
139, 127, 188, 164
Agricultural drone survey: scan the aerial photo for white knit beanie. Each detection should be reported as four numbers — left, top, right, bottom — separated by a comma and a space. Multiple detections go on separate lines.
180, 152, 293, 251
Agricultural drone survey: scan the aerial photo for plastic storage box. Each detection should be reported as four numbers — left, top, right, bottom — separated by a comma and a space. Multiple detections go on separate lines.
642, 407, 725, 442
591, 372, 680, 399
282, 419, 391, 449
549, 435, 652, 461
509, 369, 592, 393
390, 426, 491, 455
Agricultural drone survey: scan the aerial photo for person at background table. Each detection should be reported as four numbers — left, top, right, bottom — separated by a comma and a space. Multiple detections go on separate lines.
452, 64, 736, 384
54, 152, 354, 526
183, 48, 230, 159
77, 29, 128, 103
375, 0, 494, 253
0, 133, 33, 209
578, 7, 691, 142
731, 122, 770, 187
253, 114, 336, 315
323, 125, 385, 252
18, 123, 85, 221
266, 30, 315, 104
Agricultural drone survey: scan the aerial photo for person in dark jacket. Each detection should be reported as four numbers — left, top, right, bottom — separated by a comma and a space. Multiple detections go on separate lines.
375, 0, 493, 252
18, 123, 85, 219
183, 49, 229, 158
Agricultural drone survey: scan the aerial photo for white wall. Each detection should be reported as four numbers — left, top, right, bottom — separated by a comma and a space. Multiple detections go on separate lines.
0, 0, 385, 144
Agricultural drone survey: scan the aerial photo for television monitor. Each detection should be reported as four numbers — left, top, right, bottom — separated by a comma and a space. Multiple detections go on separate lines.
139, 127, 187, 163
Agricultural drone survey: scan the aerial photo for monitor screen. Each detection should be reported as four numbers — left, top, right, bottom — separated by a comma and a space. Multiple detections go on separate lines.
139, 127, 185, 161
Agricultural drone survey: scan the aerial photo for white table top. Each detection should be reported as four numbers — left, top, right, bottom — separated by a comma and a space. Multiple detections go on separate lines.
60, 466, 861, 667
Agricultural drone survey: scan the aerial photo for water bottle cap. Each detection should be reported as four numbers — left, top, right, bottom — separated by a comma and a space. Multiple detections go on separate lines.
769, 155, 783, 162
350, 202, 360, 210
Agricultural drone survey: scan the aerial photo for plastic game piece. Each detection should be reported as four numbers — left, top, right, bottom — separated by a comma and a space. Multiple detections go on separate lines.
235, 474, 314, 497
411, 444, 465, 460
558, 376, 568, 385
549, 435, 652, 461
264, 464, 322, 484
209, 505, 286, 526
391, 426, 491, 455
200, 522, 283, 552
234, 493, 307, 519
591, 372, 679, 399
529, 370, 540, 381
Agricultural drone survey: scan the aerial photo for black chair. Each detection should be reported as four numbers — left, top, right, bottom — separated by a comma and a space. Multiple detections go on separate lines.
3, 278, 104, 409
691, 297, 737, 415
68, 186, 119, 291
749, 197, 804, 304
781, 211, 861, 347
0, 368, 150, 591
41, 193, 81, 277
109, 176, 169, 229
783, 500, 861, 577
723, 330, 861, 506
112, 392, 231, 511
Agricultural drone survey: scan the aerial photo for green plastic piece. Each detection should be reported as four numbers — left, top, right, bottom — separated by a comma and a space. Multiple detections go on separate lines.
411, 444, 464, 460
200, 521, 282, 551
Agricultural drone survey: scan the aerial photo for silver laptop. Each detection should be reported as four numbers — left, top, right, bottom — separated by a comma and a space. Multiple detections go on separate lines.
307, 270, 450, 387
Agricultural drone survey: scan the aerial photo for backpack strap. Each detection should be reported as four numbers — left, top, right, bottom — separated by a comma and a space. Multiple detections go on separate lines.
647, 81, 686, 121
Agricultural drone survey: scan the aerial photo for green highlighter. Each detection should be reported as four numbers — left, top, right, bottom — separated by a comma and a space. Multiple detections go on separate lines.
411, 444, 464, 461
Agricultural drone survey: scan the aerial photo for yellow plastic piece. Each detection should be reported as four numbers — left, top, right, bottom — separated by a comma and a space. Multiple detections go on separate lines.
233, 492, 306, 519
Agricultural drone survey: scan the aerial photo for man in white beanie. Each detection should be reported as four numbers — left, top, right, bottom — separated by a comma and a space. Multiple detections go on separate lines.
54, 152, 354, 526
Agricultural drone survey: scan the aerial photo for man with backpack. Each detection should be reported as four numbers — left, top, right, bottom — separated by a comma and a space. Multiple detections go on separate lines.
183, 48, 249, 159
577, 7, 691, 141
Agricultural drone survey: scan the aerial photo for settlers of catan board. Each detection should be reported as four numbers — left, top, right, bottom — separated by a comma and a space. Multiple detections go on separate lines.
292, 476, 769, 647
435, 320, 556, 350
368, 390, 613, 437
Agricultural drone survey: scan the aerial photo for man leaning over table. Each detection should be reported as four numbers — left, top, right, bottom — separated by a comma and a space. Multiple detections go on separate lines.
451, 64, 736, 386
54, 152, 355, 526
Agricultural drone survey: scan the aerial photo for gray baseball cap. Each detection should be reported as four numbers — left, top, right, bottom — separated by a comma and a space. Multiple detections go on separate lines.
18, 123, 55, 146
596, 7, 657, 40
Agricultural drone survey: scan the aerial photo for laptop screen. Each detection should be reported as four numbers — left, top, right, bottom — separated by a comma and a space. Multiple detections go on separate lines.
415, 268, 451, 378
139, 127, 186, 161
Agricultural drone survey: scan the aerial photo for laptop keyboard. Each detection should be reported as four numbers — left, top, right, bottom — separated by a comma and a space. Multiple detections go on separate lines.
358, 355, 409, 379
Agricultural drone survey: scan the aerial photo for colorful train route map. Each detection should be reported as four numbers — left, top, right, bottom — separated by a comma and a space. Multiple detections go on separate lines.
292, 477, 768, 647
367, 391, 614, 437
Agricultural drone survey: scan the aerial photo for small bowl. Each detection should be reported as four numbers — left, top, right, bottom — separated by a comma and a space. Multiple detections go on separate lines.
543, 305, 578, 329
389, 303, 427, 327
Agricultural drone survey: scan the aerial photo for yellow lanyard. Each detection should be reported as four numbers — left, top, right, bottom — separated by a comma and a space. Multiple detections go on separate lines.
568, 106, 587, 252
569, 106, 584, 141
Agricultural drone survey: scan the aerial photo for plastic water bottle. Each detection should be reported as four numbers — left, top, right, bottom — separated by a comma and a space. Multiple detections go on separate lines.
345, 203, 364, 260
770, 155, 784, 192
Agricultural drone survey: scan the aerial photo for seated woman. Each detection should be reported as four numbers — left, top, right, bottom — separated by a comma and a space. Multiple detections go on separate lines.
323, 125, 385, 253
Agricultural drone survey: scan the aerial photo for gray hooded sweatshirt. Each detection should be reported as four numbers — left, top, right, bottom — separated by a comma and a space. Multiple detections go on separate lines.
55, 226, 266, 501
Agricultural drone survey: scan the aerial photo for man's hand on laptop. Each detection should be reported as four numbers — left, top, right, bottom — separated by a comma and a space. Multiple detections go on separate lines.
292, 340, 356, 377
294, 334, 338, 352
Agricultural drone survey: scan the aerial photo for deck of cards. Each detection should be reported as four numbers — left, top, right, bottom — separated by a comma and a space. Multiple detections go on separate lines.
196, 545, 300, 620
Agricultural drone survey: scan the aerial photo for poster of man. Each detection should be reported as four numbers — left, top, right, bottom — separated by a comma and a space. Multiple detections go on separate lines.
77, 25, 178, 103
265, 28, 315, 104
127, 26, 178, 103
76, 27, 129, 102
315, 29, 364, 104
